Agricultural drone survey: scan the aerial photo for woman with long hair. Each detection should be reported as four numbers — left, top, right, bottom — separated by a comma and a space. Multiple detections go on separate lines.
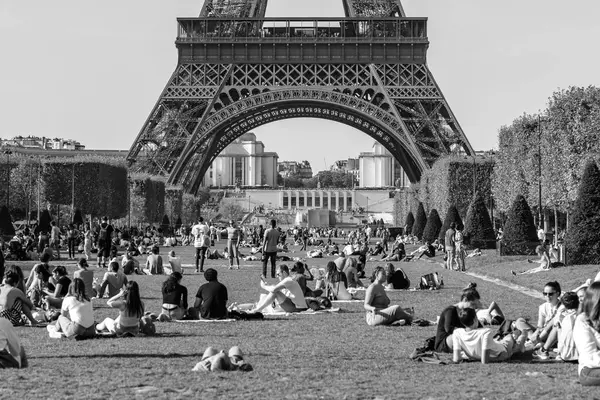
96, 281, 145, 335
325, 261, 353, 301
574, 282, 600, 385
364, 266, 413, 326
51, 278, 95, 338
159, 272, 188, 321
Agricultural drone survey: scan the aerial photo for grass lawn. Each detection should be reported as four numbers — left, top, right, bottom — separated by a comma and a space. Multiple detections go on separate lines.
3, 243, 598, 399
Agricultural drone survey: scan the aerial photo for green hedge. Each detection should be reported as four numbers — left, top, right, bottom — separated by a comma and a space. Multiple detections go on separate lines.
413, 202, 427, 240
131, 174, 166, 224
42, 158, 128, 218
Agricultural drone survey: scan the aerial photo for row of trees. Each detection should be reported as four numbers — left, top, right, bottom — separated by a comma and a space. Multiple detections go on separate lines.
278, 170, 358, 189
492, 86, 600, 220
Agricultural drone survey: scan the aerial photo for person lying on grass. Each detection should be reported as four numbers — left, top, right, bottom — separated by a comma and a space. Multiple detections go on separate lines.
0, 271, 37, 326
192, 268, 229, 320
435, 285, 485, 353
158, 272, 188, 321
574, 281, 600, 386
452, 307, 530, 364
364, 266, 413, 326
43, 266, 71, 310
52, 278, 96, 339
381, 241, 405, 262
463, 283, 505, 326
96, 281, 144, 336
251, 265, 308, 313
325, 261, 353, 301
0, 317, 28, 368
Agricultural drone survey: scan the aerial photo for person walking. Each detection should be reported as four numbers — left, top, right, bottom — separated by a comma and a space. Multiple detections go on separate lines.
262, 219, 279, 279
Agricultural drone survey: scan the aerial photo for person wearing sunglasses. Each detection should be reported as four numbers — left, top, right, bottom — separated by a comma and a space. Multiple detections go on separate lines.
528, 281, 562, 358
251, 265, 307, 313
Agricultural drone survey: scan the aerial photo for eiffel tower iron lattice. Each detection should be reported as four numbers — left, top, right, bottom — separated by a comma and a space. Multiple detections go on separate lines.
128, 0, 474, 194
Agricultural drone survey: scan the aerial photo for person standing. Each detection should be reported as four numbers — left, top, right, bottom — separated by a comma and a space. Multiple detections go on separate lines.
49, 221, 62, 260
192, 217, 210, 273
224, 220, 241, 270
455, 226, 466, 272
300, 228, 308, 251
96, 217, 114, 268
262, 219, 279, 279
444, 222, 456, 270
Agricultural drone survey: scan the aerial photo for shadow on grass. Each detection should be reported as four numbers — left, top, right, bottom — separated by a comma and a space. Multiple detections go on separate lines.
31, 352, 206, 360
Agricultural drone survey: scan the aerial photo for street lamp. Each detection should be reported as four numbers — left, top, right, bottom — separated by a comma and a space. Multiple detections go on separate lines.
4, 150, 13, 210
537, 115, 543, 227
127, 158, 136, 232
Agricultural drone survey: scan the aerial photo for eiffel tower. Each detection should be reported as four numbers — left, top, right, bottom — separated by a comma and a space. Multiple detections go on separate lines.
128, 0, 474, 194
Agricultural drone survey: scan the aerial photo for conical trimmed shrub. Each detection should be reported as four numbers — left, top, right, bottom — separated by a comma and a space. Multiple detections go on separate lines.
175, 215, 182, 230
0, 205, 15, 237
35, 209, 52, 235
566, 161, 600, 265
440, 204, 463, 244
502, 194, 537, 255
464, 193, 495, 249
161, 214, 170, 235
412, 202, 427, 240
405, 211, 415, 235
422, 209, 442, 243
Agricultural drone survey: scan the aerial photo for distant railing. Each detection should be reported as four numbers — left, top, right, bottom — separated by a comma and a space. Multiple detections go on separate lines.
176, 17, 427, 43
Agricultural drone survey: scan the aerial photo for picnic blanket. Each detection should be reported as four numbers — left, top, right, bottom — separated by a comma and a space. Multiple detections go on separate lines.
331, 299, 363, 303
263, 307, 341, 317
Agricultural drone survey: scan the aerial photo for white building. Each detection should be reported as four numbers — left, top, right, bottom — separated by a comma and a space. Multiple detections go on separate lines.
202, 132, 278, 187
359, 142, 409, 188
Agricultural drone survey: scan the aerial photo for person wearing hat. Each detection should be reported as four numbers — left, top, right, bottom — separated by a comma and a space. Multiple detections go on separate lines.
73, 258, 95, 299
193, 269, 229, 320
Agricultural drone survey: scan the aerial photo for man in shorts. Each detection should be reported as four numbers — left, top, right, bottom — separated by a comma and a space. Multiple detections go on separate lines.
262, 219, 279, 279
225, 220, 241, 270
96, 217, 113, 268
192, 217, 210, 273
252, 264, 308, 313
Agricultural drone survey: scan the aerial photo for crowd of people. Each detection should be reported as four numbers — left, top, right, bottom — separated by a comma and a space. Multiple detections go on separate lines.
2, 215, 600, 388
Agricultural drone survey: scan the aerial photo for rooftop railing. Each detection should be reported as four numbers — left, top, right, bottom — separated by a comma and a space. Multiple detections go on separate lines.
176, 17, 427, 43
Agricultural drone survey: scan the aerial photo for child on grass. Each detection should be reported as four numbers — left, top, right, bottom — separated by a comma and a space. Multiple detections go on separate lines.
452, 307, 530, 364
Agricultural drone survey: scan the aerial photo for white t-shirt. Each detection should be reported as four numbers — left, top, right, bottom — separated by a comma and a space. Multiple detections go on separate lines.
61, 296, 95, 328
192, 223, 209, 248
538, 302, 559, 328
279, 277, 308, 309
452, 327, 507, 361
574, 313, 600, 374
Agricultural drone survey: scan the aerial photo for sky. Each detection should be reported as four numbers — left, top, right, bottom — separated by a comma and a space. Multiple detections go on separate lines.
1, 1, 599, 174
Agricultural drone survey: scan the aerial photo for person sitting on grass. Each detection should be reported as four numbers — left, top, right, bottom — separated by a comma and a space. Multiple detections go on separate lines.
527, 281, 563, 359
26, 263, 51, 307
554, 292, 580, 362
413, 241, 436, 260
462, 283, 506, 326
121, 252, 141, 275
434, 285, 485, 353
158, 272, 188, 321
98, 262, 128, 299
452, 307, 530, 364
96, 281, 144, 336
25, 253, 52, 294
384, 263, 410, 290
364, 266, 413, 326
368, 242, 386, 257
381, 241, 405, 262
0, 317, 28, 368
511, 245, 560, 275
144, 246, 163, 275
43, 266, 71, 310
193, 268, 229, 320
73, 258, 95, 299
574, 281, 600, 386
251, 265, 308, 314
325, 261, 353, 301
4, 265, 26, 296
291, 262, 322, 298
166, 250, 182, 275
342, 257, 364, 289
0, 271, 38, 326
50, 278, 95, 339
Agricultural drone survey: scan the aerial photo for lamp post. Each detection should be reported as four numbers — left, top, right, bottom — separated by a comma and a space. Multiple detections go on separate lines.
4, 150, 12, 210
127, 158, 136, 232
538, 115, 543, 227
71, 163, 75, 222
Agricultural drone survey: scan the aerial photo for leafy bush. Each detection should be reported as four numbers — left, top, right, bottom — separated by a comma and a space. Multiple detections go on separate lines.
73, 209, 84, 226
0, 205, 15, 237
35, 209, 52, 235
440, 205, 463, 244
566, 161, 600, 264
130, 174, 166, 224
422, 209, 442, 243
405, 211, 415, 234
464, 193, 496, 250
412, 202, 427, 240
501, 194, 538, 255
